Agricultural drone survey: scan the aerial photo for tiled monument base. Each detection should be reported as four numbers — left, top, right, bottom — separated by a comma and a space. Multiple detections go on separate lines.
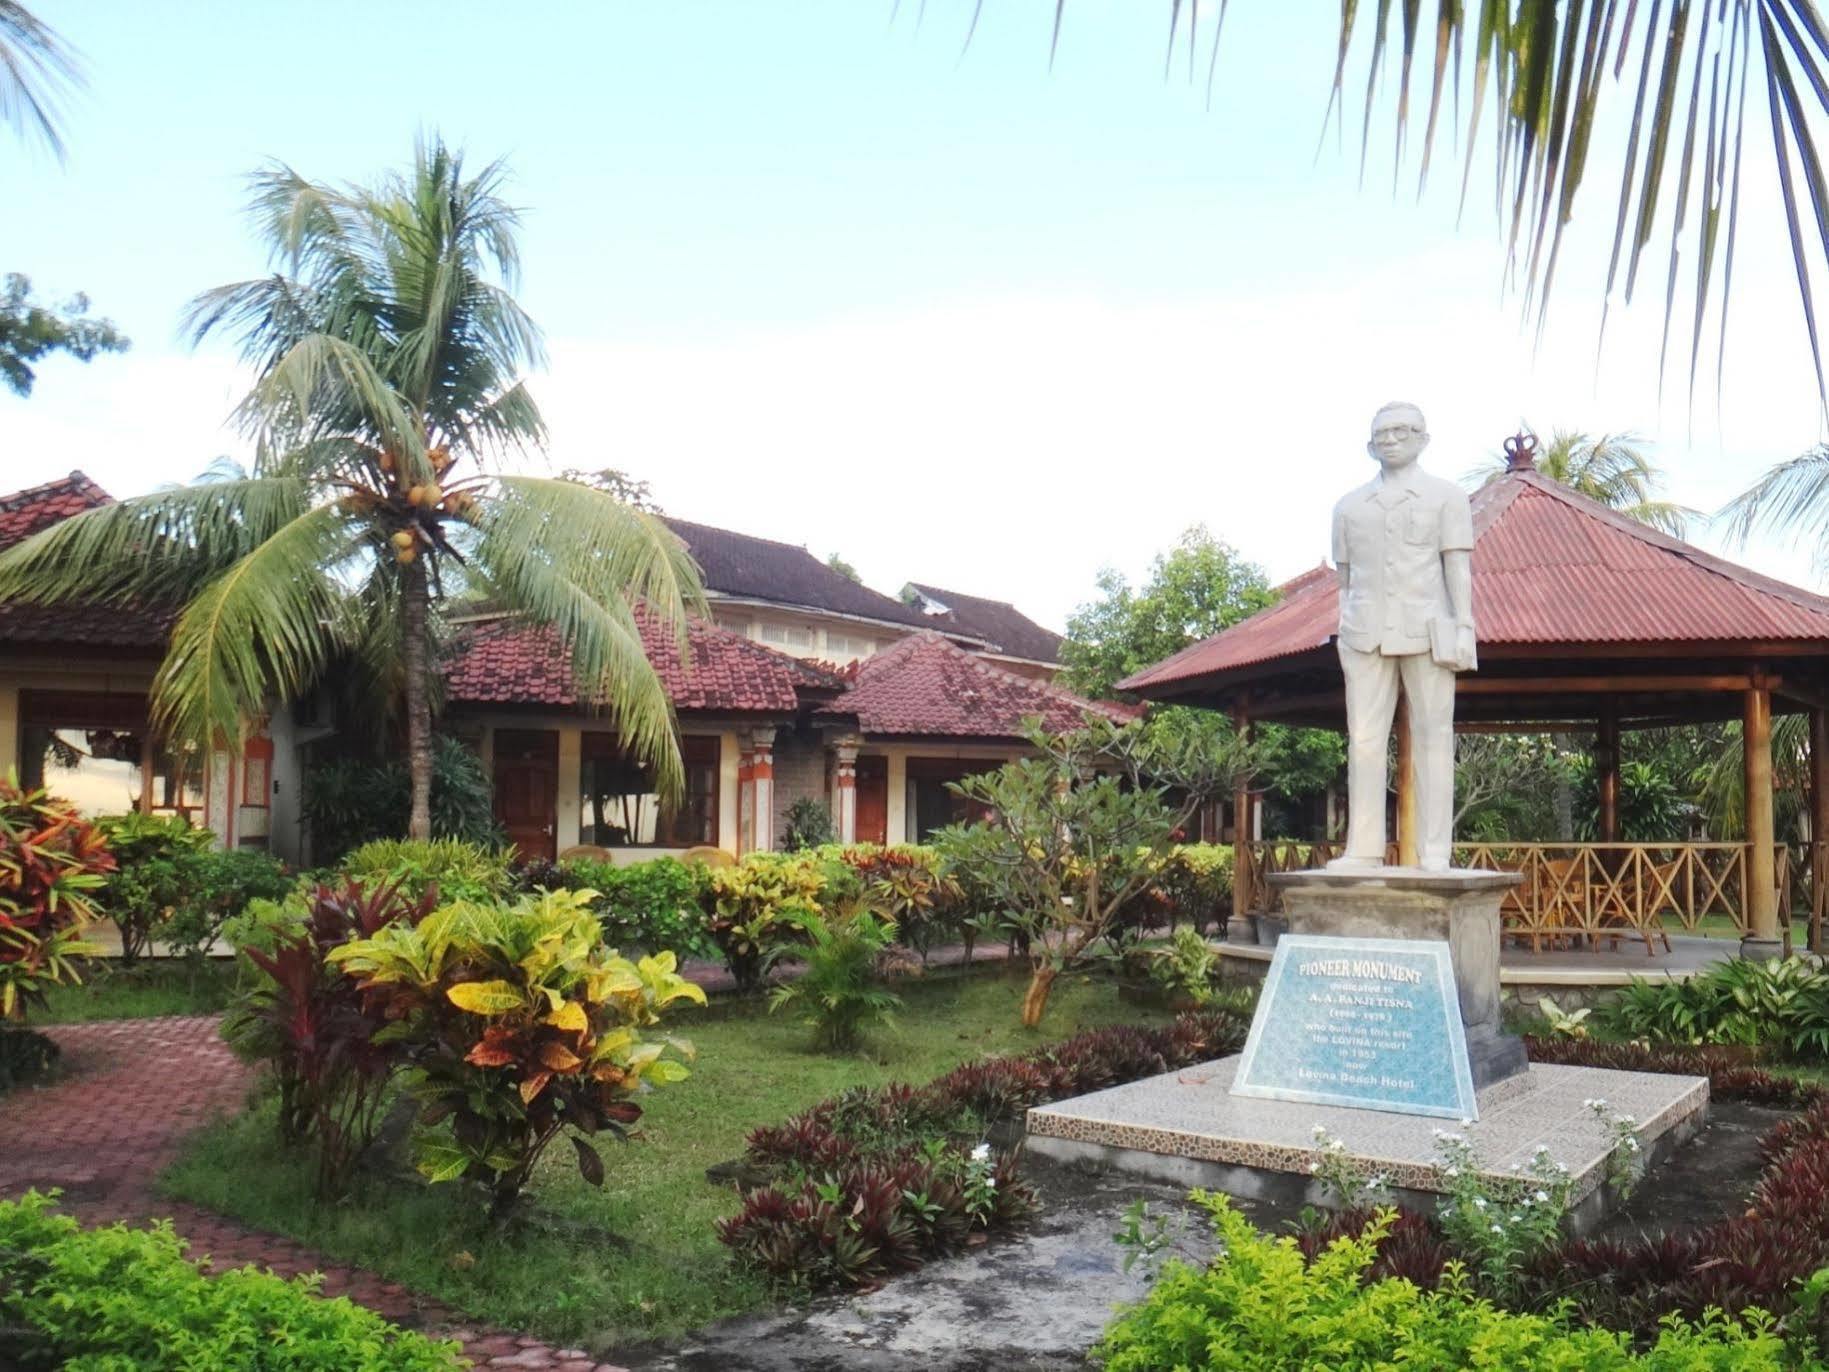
1026, 1056, 1708, 1235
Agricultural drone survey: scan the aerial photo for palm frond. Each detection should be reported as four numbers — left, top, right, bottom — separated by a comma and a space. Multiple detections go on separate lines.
1719, 444, 1829, 571
961, 2, 1829, 403
152, 504, 364, 751
0, 476, 311, 605
471, 479, 708, 800
0, 1, 80, 160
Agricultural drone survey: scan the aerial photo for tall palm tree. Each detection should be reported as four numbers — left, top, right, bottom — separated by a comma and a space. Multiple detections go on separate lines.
0, 138, 705, 840
1467, 428, 1693, 534
0, 1, 80, 159
1721, 444, 1829, 576
963, 4, 1829, 402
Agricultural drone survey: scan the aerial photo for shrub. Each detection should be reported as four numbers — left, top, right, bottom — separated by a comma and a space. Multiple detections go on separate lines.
702, 852, 824, 992
1156, 842, 1231, 935
0, 1027, 58, 1091
92, 812, 213, 963
163, 847, 292, 962
781, 797, 835, 852
1595, 956, 1829, 1058
0, 781, 110, 1019
330, 888, 705, 1217
838, 845, 957, 963
768, 908, 901, 1051
222, 879, 436, 1195
566, 855, 715, 959
302, 736, 501, 862
339, 836, 511, 905
1145, 926, 1222, 1005
1093, 1193, 1785, 1371
722, 1005, 1253, 1291
0, 1191, 464, 1370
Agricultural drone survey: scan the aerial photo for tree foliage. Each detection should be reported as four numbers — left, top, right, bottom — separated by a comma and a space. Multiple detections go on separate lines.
0, 138, 705, 841
0, 2, 80, 160
1467, 428, 1693, 534
932, 717, 1257, 1026
0, 274, 128, 397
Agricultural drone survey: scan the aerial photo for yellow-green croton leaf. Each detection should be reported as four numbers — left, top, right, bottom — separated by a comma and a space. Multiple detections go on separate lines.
446, 980, 524, 1015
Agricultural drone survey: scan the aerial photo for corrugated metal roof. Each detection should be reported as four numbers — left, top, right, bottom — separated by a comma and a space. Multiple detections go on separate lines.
1121, 470, 1829, 695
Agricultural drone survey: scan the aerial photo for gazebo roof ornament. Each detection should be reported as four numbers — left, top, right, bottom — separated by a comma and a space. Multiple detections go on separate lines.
1502, 430, 1539, 472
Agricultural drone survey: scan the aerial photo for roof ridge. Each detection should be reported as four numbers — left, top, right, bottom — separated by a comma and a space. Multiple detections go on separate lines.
911, 630, 1130, 720
909, 581, 1016, 609
661, 514, 816, 558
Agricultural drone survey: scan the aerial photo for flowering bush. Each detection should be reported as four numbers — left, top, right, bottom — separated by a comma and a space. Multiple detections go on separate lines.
1432, 1130, 1575, 1302
0, 779, 110, 1021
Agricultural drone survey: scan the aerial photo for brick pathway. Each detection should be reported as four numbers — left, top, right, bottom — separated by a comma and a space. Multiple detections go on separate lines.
0, 1016, 623, 1370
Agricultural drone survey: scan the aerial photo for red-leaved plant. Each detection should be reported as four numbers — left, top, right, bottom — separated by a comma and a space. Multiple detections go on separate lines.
0, 778, 112, 1021
224, 878, 436, 1195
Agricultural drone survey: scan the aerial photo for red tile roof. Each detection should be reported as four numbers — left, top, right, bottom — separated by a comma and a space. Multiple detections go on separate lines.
1121, 469, 1829, 696
0, 470, 113, 551
902, 583, 1064, 664
816, 631, 1133, 739
445, 610, 845, 714
0, 471, 170, 649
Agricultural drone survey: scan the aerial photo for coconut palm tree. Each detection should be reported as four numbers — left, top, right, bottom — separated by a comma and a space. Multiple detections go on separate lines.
970, 4, 1829, 401
1465, 428, 1693, 534
0, 138, 705, 839
0, 1, 79, 159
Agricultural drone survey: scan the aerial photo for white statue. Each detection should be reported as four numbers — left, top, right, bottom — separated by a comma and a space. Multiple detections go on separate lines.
1327, 402, 1476, 873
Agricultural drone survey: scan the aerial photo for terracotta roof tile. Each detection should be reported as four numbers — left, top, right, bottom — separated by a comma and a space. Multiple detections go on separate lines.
1121, 469, 1829, 695
816, 631, 1133, 738
0, 471, 170, 649
902, 583, 1063, 663
445, 610, 841, 714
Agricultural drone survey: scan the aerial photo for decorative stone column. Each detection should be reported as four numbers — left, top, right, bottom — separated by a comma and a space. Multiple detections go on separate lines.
737, 740, 756, 854
833, 737, 859, 844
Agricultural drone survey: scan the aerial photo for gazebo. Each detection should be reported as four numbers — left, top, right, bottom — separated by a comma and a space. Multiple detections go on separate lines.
1120, 444, 1829, 958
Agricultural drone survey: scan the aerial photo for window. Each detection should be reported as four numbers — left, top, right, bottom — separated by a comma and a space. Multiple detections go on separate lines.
16, 691, 202, 820
758, 622, 816, 650
824, 632, 874, 661
579, 734, 720, 848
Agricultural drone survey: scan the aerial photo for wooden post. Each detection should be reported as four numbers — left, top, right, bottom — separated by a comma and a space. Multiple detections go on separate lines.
1232, 700, 1252, 923
1812, 707, 1829, 952
1596, 705, 1620, 844
1395, 693, 1418, 868
1744, 679, 1781, 957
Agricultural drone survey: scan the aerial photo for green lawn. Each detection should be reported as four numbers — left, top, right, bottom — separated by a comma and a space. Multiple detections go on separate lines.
161, 966, 1169, 1351
39, 960, 238, 1023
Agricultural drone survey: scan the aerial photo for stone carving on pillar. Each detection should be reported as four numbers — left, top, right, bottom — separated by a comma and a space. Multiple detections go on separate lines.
833, 736, 860, 846
1328, 402, 1478, 873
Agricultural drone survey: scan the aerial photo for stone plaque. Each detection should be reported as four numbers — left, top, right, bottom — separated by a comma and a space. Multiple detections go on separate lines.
1232, 934, 1477, 1121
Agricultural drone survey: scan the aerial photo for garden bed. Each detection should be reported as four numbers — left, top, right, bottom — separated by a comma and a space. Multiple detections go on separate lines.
161, 966, 1173, 1352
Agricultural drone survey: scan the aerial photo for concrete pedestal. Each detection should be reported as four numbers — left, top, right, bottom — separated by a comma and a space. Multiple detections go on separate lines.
1269, 868, 1527, 1089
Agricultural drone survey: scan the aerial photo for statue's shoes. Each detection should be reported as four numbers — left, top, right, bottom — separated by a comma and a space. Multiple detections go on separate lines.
1324, 854, 1385, 872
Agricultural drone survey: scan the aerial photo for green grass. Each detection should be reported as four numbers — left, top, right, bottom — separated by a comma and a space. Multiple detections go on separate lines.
39, 960, 239, 1023
161, 966, 1167, 1351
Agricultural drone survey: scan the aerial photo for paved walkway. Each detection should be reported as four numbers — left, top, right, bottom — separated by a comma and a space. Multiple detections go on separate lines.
0, 1016, 622, 1370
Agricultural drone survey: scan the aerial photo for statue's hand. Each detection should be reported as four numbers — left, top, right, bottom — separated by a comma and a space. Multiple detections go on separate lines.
1452, 624, 1478, 672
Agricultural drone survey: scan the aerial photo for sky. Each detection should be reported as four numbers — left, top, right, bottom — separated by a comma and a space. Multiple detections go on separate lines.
6, 1, 1828, 632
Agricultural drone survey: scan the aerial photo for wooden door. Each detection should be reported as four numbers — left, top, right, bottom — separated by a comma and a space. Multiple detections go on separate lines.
493, 729, 559, 862
855, 756, 888, 845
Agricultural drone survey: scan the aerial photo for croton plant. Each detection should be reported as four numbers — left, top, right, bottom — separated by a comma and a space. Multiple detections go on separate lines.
0, 779, 111, 1020
330, 888, 706, 1216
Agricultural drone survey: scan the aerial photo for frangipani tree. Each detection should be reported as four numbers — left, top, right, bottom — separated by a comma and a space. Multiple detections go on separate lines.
0, 139, 705, 837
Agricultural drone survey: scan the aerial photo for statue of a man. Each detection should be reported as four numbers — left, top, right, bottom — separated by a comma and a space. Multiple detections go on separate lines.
1327, 402, 1476, 872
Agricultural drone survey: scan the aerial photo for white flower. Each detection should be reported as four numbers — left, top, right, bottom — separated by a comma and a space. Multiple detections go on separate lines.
1443, 1165, 1458, 1177
1313, 1124, 1330, 1140
1534, 1190, 1549, 1203
1490, 1223, 1503, 1233
1473, 1197, 1486, 1209
1310, 1161, 1322, 1173
970, 1143, 991, 1163
984, 1177, 996, 1190
1625, 1138, 1640, 1153
1620, 1114, 1637, 1127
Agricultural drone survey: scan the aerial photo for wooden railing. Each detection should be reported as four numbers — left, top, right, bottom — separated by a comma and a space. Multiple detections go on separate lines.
1241, 840, 1800, 950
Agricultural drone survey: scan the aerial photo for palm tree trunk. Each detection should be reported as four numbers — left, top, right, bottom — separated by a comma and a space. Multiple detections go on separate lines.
402, 558, 433, 841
